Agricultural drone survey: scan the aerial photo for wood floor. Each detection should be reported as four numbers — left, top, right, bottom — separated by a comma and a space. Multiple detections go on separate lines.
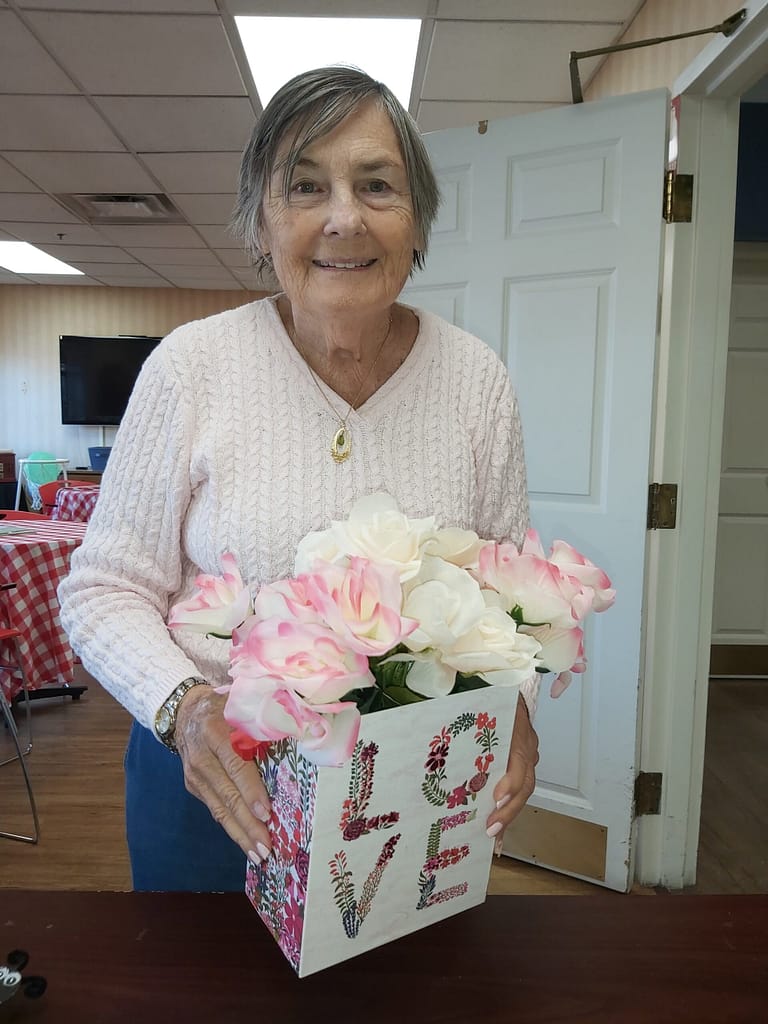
1, 671, 765, 894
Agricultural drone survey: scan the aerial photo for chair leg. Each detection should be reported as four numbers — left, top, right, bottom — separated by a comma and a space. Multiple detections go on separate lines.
0, 635, 32, 766
0, 691, 40, 843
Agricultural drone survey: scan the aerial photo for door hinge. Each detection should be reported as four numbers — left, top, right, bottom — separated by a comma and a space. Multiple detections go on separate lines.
663, 169, 693, 223
647, 483, 678, 529
634, 772, 663, 816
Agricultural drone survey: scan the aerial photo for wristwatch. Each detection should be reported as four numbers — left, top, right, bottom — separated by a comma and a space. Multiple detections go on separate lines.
154, 676, 210, 753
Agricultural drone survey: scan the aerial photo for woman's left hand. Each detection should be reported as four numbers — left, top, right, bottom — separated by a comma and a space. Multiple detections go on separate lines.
485, 692, 539, 844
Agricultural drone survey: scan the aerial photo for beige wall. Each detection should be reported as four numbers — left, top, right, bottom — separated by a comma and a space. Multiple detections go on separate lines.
0, 284, 268, 474
586, 0, 737, 100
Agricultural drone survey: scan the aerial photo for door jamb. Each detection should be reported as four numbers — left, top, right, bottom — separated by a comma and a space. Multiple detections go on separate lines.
635, 0, 768, 887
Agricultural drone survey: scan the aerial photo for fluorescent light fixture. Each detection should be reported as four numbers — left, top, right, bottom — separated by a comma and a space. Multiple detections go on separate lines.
0, 241, 83, 276
236, 17, 421, 110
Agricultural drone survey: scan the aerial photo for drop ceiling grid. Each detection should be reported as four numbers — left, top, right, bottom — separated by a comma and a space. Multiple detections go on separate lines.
0, 0, 640, 288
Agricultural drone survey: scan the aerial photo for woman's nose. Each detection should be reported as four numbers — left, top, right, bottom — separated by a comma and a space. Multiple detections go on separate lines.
323, 190, 366, 237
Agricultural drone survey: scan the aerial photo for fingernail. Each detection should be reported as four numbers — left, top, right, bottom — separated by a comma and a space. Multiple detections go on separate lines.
494, 835, 504, 857
495, 795, 511, 810
256, 841, 271, 861
248, 849, 262, 865
253, 801, 271, 823
486, 821, 503, 838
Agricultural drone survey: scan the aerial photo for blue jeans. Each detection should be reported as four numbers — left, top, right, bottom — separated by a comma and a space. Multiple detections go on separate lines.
125, 721, 246, 892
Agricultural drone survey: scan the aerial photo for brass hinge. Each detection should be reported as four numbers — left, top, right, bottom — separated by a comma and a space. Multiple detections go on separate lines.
634, 772, 663, 816
663, 170, 693, 223
647, 483, 678, 529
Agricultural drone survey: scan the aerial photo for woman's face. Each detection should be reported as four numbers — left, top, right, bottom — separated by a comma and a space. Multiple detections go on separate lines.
259, 99, 419, 320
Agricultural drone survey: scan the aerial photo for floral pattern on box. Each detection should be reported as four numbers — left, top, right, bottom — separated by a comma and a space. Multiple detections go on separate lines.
245, 740, 318, 971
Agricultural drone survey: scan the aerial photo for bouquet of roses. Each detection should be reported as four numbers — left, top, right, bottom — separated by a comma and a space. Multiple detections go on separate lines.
169, 493, 614, 767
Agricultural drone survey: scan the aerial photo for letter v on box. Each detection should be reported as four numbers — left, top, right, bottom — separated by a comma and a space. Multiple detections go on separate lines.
239, 685, 518, 976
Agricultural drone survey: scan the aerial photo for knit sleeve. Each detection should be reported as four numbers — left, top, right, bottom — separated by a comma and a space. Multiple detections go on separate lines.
472, 356, 540, 718
57, 337, 205, 732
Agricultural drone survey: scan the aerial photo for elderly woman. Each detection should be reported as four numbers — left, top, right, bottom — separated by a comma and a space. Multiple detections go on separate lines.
59, 66, 539, 892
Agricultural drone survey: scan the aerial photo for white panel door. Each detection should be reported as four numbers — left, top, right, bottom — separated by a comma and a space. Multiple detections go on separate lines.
402, 89, 668, 891
712, 278, 768, 647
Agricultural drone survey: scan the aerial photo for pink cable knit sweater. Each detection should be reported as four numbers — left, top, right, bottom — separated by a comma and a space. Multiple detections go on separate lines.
59, 295, 537, 732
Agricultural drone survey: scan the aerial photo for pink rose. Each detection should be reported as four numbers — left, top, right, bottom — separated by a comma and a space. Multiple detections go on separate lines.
223, 676, 361, 767
168, 552, 252, 637
478, 542, 584, 629
301, 557, 416, 656
521, 622, 586, 675
251, 576, 324, 625
548, 539, 616, 613
230, 617, 374, 704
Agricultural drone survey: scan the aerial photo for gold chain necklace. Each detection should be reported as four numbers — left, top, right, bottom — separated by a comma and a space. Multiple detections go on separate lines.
293, 316, 393, 463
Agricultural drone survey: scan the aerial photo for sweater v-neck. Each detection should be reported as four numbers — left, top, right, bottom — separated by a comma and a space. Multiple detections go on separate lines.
263, 293, 436, 424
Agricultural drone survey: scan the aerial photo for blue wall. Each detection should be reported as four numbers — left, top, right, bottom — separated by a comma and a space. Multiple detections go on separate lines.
735, 103, 768, 242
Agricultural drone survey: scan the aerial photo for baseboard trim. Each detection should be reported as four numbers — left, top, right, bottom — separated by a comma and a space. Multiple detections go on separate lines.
709, 644, 768, 677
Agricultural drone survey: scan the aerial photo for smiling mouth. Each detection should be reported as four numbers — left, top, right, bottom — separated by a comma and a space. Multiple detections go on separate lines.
313, 259, 377, 269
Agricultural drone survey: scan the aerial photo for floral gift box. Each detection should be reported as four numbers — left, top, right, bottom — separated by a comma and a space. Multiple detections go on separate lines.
169, 492, 614, 977
246, 684, 516, 977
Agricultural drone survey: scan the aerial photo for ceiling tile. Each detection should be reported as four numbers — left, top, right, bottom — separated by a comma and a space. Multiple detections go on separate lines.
170, 194, 236, 224
226, 1, 429, 14
196, 224, 242, 248
1, 272, 36, 284
95, 224, 205, 247
123, 247, 220, 266
18, 2, 219, 11
213, 248, 252, 268
94, 277, 172, 287
0, 221, 112, 244
0, 96, 125, 151
23, 273, 102, 285
418, 99, 561, 132
139, 152, 242, 193
36, 243, 137, 262
422, 21, 619, 103
156, 264, 238, 280
93, 97, 255, 152
161, 275, 242, 290
0, 193, 80, 222
435, 0, 637, 21
26, 12, 247, 96
4, 152, 158, 194
67, 261, 162, 277
0, 157, 40, 193
0, 10, 79, 94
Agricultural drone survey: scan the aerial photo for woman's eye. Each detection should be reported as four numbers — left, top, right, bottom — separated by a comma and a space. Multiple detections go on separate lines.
292, 181, 317, 195
367, 180, 389, 194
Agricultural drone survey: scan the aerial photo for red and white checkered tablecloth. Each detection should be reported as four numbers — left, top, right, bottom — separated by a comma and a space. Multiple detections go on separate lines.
51, 483, 100, 523
1, 519, 88, 700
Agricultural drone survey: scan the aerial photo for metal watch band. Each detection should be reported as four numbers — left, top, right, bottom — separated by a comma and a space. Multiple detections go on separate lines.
154, 676, 209, 753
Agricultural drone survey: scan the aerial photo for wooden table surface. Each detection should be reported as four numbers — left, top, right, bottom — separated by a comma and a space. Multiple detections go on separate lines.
1, 892, 766, 1023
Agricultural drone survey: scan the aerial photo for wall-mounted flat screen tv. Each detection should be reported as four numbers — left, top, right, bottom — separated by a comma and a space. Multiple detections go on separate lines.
59, 334, 161, 426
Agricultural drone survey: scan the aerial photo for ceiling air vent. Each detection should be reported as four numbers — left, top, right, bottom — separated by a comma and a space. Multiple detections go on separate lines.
55, 193, 184, 225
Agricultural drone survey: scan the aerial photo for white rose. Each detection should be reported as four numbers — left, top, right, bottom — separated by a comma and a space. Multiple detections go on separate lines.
422, 527, 484, 569
401, 555, 486, 653
296, 492, 436, 582
442, 606, 541, 686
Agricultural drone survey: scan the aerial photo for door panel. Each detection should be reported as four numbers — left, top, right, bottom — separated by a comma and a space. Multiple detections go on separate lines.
402, 90, 668, 890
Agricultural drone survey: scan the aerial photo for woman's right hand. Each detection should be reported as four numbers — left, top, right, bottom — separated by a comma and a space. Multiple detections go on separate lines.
173, 685, 273, 864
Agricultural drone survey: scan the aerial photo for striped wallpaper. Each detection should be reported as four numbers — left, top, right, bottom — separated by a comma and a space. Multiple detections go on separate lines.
586, 0, 738, 101
0, 284, 269, 473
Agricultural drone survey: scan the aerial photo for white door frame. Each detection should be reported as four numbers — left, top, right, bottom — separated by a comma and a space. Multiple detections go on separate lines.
636, 0, 768, 887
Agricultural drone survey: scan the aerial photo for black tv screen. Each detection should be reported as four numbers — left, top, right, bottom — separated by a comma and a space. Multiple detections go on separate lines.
59, 334, 161, 425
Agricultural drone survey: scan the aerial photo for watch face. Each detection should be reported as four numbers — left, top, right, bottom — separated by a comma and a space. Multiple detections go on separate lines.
156, 706, 172, 736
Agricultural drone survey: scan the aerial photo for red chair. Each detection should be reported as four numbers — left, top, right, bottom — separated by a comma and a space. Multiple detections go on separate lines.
0, 583, 39, 844
38, 480, 65, 516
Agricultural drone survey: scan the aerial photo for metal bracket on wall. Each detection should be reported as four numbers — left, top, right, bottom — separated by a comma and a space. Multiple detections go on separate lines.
647, 483, 678, 530
568, 9, 747, 104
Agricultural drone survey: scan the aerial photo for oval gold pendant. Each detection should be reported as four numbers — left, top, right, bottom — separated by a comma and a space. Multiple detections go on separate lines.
331, 426, 351, 463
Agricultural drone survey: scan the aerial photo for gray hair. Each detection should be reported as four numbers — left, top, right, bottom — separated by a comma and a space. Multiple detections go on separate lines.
232, 66, 441, 277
